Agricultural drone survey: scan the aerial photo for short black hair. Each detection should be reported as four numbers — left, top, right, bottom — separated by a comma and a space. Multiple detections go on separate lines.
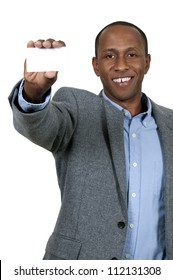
95, 21, 148, 57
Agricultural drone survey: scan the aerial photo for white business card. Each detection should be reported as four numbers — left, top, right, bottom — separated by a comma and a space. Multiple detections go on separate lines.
26, 47, 67, 72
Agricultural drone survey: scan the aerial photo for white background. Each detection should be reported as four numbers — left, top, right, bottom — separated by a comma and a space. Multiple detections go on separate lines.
0, 0, 173, 261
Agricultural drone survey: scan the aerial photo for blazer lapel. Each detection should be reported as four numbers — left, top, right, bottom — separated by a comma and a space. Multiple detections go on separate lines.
152, 101, 173, 259
100, 96, 127, 212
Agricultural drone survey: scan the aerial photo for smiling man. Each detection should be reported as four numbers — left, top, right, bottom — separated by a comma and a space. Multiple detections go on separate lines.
9, 21, 173, 260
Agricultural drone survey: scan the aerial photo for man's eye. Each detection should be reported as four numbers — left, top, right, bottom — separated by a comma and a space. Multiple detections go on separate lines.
128, 53, 137, 58
106, 54, 115, 59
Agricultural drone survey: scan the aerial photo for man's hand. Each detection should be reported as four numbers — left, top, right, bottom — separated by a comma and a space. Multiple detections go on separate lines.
23, 39, 66, 103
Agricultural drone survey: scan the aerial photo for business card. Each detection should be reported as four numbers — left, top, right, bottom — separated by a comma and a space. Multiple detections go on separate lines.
26, 47, 67, 72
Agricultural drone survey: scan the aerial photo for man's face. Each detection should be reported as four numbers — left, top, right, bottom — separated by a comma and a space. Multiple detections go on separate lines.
92, 25, 151, 105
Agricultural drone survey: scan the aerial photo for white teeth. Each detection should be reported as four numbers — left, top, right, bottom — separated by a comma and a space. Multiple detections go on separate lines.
113, 77, 131, 83
114, 78, 122, 83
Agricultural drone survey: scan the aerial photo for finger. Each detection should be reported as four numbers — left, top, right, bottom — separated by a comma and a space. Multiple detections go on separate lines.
44, 71, 58, 79
43, 39, 66, 48
42, 39, 55, 48
52, 40, 66, 48
27, 40, 35, 48
42, 39, 66, 48
34, 39, 45, 48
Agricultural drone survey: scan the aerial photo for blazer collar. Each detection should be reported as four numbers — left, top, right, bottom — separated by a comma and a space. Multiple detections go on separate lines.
99, 93, 128, 215
148, 100, 173, 257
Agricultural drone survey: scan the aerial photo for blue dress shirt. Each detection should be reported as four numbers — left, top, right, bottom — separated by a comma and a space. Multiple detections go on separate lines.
18, 83, 166, 259
102, 91, 166, 260
18, 79, 51, 112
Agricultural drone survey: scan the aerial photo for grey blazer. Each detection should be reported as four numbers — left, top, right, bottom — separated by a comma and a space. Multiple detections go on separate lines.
9, 82, 173, 260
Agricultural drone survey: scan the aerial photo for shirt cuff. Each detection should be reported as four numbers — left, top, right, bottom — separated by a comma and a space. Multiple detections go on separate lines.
18, 79, 51, 112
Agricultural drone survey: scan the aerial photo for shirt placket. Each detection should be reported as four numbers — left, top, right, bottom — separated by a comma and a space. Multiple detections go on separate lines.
122, 116, 141, 259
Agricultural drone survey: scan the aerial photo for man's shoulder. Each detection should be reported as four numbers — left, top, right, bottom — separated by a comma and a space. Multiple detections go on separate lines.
54, 86, 101, 102
151, 100, 173, 132
52, 87, 104, 114
151, 99, 173, 116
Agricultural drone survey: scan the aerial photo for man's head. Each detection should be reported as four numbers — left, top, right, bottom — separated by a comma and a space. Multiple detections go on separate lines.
92, 21, 151, 108
95, 21, 148, 58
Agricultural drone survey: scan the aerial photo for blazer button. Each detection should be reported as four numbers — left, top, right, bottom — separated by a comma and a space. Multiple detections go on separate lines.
111, 257, 118, 260
117, 221, 125, 229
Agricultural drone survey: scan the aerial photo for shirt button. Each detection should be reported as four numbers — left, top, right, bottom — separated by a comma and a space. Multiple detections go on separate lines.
132, 133, 136, 138
132, 192, 136, 198
133, 162, 137, 167
117, 221, 126, 229
129, 223, 134, 229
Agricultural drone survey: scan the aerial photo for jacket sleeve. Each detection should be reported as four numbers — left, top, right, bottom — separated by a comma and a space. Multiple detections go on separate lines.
8, 81, 78, 153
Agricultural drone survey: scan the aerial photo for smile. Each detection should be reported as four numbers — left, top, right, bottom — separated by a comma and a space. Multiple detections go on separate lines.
113, 77, 132, 83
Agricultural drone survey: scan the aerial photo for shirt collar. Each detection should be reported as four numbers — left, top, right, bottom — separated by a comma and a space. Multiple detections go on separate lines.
101, 90, 152, 123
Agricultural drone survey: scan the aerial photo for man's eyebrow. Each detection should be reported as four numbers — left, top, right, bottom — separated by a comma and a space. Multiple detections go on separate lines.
102, 48, 116, 53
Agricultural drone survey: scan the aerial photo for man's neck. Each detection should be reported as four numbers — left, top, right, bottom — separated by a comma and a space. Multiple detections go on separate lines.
119, 100, 146, 117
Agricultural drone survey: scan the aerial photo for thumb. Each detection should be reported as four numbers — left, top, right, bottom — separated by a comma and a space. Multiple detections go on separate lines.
44, 71, 58, 80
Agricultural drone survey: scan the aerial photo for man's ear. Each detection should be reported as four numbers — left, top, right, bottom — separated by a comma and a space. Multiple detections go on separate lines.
92, 57, 100, 76
144, 54, 151, 74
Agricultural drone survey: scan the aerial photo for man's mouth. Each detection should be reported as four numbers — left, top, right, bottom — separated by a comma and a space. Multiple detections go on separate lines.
113, 77, 132, 83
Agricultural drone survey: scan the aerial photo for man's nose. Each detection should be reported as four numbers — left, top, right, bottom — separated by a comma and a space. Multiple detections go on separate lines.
114, 56, 129, 71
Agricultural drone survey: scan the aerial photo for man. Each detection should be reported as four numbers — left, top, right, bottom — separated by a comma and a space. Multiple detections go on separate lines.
9, 21, 173, 260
